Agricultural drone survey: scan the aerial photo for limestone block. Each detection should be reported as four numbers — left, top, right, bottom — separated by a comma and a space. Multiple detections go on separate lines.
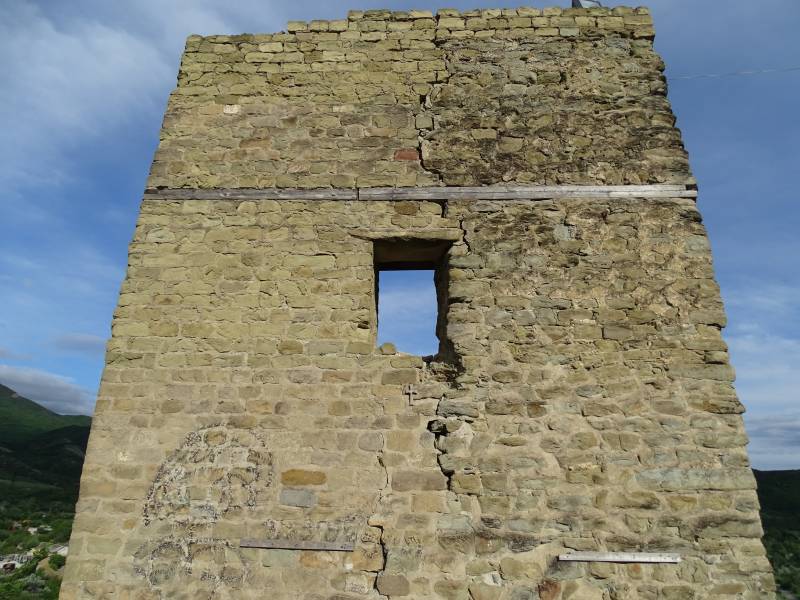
280, 469, 327, 485
391, 469, 447, 491
376, 573, 410, 595
279, 488, 317, 507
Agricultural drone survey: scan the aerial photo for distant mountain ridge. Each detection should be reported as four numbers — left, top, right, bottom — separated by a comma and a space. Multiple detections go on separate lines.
0, 383, 92, 494
0, 383, 90, 446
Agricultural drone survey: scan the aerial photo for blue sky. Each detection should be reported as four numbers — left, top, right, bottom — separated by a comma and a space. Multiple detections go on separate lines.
1, 0, 798, 469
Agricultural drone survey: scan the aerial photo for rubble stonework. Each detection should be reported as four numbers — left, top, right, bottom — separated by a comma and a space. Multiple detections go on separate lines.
61, 7, 775, 600
148, 6, 688, 189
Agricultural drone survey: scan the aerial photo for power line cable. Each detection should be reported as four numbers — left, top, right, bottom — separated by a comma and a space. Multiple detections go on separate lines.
670, 65, 800, 80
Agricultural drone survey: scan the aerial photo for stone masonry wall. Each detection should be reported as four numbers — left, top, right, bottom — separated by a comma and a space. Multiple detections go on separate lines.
61, 195, 774, 599
62, 6, 774, 600
148, 7, 690, 189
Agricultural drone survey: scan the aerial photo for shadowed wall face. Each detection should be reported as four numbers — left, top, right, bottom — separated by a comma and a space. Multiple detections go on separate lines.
61, 6, 774, 600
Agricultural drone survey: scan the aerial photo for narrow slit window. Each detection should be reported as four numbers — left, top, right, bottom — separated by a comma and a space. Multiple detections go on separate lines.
374, 239, 450, 357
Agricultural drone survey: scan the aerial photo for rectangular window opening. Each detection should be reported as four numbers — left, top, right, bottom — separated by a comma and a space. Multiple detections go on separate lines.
374, 239, 451, 359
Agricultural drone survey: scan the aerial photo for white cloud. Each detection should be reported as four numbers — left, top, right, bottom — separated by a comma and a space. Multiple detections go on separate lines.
377, 278, 439, 355
727, 283, 800, 323
0, 1, 173, 193
723, 281, 800, 469
0, 0, 303, 197
745, 413, 800, 471
53, 334, 107, 357
0, 364, 95, 415
724, 283, 800, 417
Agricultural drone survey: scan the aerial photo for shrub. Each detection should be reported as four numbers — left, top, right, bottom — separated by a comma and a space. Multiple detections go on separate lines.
47, 554, 65, 571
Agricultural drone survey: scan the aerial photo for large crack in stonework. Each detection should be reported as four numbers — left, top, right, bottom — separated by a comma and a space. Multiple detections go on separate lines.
411, 13, 454, 187
457, 216, 473, 255
415, 90, 442, 186
419, 221, 574, 598
428, 394, 481, 499
428, 211, 471, 495
369, 450, 391, 598
370, 522, 389, 599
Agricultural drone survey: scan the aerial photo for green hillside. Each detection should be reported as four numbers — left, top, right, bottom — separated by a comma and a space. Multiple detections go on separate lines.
0, 384, 90, 447
755, 469, 800, 526
0, 383, 91, 494
8, 426, 91, 489
754, 469, 800, 596
0, 385, 92, 599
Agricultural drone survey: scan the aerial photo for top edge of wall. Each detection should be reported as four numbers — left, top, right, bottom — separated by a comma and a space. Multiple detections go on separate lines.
185, 6, 652, 41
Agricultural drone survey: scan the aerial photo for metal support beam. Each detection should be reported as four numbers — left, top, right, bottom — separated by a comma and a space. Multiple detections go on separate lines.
240, 538, 355, 552
559, 552, 681, 564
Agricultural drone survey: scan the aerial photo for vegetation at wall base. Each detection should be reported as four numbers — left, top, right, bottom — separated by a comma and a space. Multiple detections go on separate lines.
0, 548, 60, 600
754, 469, 800, 596
0, 481, 77, 555
0, 384, 90, 599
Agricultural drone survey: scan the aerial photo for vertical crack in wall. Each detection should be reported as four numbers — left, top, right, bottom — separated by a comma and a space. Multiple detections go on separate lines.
428, 394, 456, 492
415, 89, 443, 185
413, 15, 454, 186
458, 216, 472, 255
369, 446, 390, 598
372, 520, 389, 599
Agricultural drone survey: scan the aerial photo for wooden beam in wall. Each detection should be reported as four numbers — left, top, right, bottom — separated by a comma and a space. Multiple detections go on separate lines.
143, 184, 698, 202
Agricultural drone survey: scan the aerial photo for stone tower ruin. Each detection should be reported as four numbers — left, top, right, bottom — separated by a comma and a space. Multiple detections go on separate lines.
61, 6, 775, 599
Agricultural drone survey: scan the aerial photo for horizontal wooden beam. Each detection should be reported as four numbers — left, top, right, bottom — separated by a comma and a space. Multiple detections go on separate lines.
240, 538, 355, 552
559, 552, 681, 564
143, 184, 697, 202
144, 188, 357, 200
360, 184, 697, 200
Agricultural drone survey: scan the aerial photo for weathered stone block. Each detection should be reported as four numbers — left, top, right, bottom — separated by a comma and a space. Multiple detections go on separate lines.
279, 488, 317, 508
637, 468, 755, 492
376, 573, 410, 595
280, 469, 327, 486
382, 369, 417, 384
391, 469, 447, 491
469, 583, 502, 600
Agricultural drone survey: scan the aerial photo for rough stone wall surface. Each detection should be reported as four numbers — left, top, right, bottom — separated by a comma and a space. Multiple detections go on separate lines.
148, 6, 689, 189
61, 6, 774, 600
61, 197, 775, 599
